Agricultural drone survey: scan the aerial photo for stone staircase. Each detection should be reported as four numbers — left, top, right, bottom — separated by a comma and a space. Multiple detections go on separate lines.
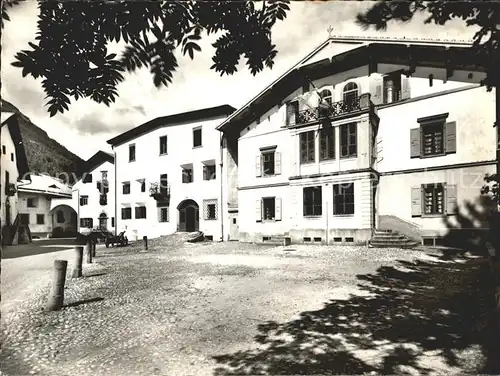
369, 229, 419, 249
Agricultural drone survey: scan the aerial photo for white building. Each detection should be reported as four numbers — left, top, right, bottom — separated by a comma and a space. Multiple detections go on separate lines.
217, 35, 497, 245
51, 150, 115, 234
107, 105, 235, 241
1, 112, 29, 245
18, 173, 73, 238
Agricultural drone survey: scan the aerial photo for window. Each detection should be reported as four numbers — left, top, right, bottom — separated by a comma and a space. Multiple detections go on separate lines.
10, 153, 14, 162
182, 167, 193, 183
121, 207, 132, 220
300, 131, 315, 164
340, 123, 357, 158
36, 214, 45, 225
203, 165, 216, 180
319, 89, 333, 107
80, 196, 89, 206
320, 127, 335, 160
56, 210, 65, 223
159, 135, 168, 155
342, 82, 358, 104
333, 183, 355, 215
2, 145, 5, 154
123, 182, 131, 194
411, 114, 455, 159
83, 173, 92, 183
140, 179, 146, 192
129, 144, 136, 162
193, 127, 202, 147
20, 213, 30, 225
160, 174, 169, 194
423, 183, 445, 215
303, 186, 322, 217
383, 73, 402, 104
135, 206, 147, 219
203, 199, 218, 220
80, 218, 93, 228
111, 217, 115, 227
262, 151, 275, 176
27, 198, 37, 208
286, 100, 299, 125
158, 206, 169, 222
262, 197, 276, 220
422, 123, 444, 156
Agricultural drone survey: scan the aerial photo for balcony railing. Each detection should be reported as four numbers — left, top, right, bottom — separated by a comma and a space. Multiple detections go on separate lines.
292, 93, 371, 126
5, 183, 16, 196
97, 180, 109, 194
149, 182, 170, 205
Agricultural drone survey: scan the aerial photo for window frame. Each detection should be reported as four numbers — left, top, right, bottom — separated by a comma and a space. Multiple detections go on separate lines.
319, 127, 335, 161
342, 82, 359, 104
20, 213, 30, 225
182, 167, 194, 184
193, 127, 202, 148
122, 182, 131, 195
203, 164, 217, 181
129, 143, 136, 162
299, 130, 315, 164
261, 150, 276, 176
36, 214, 45, 225
421, 121, 446, 158
303, 186, 323, 217
158, 206, 169, 222
340, 122, 357, 159
27, 197, 37, 208
159, 135, 168, 155
262, 197, 276, 221
422, 183, 445, 217
121, 207, 132, 220
80, 195, 89, 206
333, 183, 355, 216
80, 217, 93, 228
135, 206, 147, 219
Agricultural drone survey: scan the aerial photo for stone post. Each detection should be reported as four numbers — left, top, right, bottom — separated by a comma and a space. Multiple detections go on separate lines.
46, 260, 67, 311
72, 246, 84, 278
143, 236, 148, 250
85, 239, 93, 264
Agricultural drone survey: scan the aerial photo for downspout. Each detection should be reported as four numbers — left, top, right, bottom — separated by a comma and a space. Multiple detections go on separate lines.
219, 132, 224, 241
114, 147, 118, 236
72, 188, 80, 233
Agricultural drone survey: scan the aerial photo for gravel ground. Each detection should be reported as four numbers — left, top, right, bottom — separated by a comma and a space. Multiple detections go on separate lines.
0, 236, 484, 375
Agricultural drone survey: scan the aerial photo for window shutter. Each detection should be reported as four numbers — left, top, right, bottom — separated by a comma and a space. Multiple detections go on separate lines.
275, 197, 282, 221
445, 184, 457, 215
410, 128, 421, 158
445, 121, 457, 154
369, 74, 383, 105
255, 155, 262, 177
411, 186, 422, 217
401, 76, 411, 100
275, 152, 281, 175
256, 199, 262, 222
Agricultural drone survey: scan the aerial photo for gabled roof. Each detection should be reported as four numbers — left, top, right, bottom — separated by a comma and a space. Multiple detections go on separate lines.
216, 36, 483, 134
1, 112, 30, 178
84, 150, 114, 173
106, 104, 236, 147
18, 173, 72, 198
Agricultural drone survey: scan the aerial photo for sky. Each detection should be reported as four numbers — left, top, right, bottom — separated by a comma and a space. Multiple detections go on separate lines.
0, 1, 477, 161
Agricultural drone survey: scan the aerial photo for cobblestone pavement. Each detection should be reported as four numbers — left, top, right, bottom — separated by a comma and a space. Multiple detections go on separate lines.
0, 237, 481, 375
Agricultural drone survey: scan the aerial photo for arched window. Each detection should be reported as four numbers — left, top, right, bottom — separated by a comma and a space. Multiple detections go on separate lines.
319, 89, 333, 106
342, 82, 358, 104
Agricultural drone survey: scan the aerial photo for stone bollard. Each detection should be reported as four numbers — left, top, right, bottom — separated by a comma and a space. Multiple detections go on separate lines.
46, 260, 68, 311
85, 239, 93, 264
72, 246, 84, 278
143, 236, 148, 250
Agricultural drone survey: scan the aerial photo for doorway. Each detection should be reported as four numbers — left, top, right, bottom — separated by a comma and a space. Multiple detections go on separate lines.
177, 199, 199, 232
99, 213, 108, 231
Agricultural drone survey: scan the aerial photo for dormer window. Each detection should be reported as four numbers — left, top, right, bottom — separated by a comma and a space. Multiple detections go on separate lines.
342, 82, 358, 104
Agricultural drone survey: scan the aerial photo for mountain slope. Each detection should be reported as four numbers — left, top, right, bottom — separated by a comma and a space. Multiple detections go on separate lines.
1, 99, 85, 184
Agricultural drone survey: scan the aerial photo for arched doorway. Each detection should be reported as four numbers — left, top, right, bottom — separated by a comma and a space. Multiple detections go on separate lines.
177, 199, 199, 232
50, 204, 77, 237
99, 212, 108, 231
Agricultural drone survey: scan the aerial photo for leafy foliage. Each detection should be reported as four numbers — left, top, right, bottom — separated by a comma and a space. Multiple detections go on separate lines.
356, 1, 500, 89
2, 0, 290, 116
481, 173, 500, 206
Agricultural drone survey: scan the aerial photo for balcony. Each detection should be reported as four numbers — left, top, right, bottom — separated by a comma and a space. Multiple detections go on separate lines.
149, 182, 170, 205
292, 93, 372, 127
97, 180, 109, 194
5, 183, 16, 196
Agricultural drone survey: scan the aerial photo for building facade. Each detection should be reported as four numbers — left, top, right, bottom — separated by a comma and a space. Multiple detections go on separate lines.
51, 151, 115, 234
107, 105, 235, 241
217, 36, 496, 245
18, 173, 74, 238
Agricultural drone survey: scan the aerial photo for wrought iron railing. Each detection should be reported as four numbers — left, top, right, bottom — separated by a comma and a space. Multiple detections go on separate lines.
149, 182, 170, 204
294, 95, 368, 126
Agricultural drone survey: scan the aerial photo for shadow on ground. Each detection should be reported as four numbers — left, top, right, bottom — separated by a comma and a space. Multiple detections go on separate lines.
213, 196, 500, 375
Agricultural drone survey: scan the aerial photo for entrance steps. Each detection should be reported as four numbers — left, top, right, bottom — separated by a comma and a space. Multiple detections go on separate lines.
369, 229, 419, 249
